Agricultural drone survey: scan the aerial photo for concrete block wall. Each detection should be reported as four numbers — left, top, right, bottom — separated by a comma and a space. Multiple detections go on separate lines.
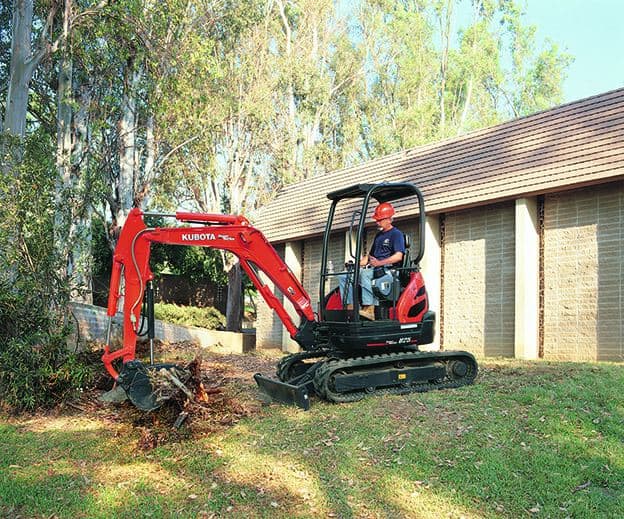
303, 238, 323, 313
282, 241, 304, 353
442, 203, 515, 357
71, 302, 255, 354
255, 244, 286, 349
543, 184, 623, 361
302, 234, 345, 314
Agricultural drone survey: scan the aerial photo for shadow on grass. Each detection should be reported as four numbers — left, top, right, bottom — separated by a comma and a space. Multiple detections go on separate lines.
188, 359, 623, 518
1, 359, 623, 518
0, 419, 306, 518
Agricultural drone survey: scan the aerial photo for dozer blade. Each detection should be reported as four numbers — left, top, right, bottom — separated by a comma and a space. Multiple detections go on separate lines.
254, 373, 311, 411
117, 360, 191, 412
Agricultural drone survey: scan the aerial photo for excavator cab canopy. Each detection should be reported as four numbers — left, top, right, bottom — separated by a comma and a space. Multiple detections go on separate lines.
319, 182, 426, 324
326, 182, 421, 203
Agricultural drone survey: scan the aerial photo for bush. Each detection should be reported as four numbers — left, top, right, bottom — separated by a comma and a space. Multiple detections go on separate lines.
0, 335, 95, 412
0, 284, 96, 412
0, 133, 95, 412
153, 302, 226, 330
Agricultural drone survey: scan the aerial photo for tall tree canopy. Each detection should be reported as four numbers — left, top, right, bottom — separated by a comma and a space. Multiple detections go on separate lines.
1, 0, 572, 331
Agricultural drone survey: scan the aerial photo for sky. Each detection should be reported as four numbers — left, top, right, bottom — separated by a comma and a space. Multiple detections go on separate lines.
338, 0, 624, 106
523, 0, 624, 103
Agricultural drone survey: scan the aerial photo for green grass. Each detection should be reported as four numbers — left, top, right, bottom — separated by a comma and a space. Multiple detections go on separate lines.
1, 359, 623, 518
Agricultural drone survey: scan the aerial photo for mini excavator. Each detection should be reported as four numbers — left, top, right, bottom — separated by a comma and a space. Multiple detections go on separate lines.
103, 182, 477, 410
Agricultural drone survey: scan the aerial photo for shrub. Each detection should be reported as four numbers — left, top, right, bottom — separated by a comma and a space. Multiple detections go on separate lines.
0, 134, 95, 412
0, 335, 95, 411
153, 302, 226, 330
0, 284, 96, 412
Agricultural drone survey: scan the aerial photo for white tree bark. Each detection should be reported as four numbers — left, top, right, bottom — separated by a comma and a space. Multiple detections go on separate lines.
70, 86, 93, 304
457, 76, 473, 135
437, 0, 453, 134
276, 0, 297, 180
4, 0, 36, 138
54, 0, 73, 256
116, 66, 140, 228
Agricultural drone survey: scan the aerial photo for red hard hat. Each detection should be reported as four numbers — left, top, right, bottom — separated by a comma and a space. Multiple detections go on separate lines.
373, 202, 395, 220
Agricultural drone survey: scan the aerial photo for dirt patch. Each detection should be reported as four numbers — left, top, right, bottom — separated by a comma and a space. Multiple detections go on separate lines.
68, 343, 284, 448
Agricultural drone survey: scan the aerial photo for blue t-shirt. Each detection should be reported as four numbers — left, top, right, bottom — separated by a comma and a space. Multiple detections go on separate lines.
370, 227, 405, 266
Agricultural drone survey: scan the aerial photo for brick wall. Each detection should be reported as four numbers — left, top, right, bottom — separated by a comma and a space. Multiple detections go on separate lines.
256, 244, 286, 349
443, 203, 515, 356
543, 183, 623, 361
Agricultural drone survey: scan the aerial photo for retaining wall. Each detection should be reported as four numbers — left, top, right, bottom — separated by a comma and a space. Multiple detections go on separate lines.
71, 302, 255, 355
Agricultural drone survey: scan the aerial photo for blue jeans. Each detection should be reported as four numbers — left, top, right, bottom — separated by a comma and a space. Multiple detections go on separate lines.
338, 268, 377, 306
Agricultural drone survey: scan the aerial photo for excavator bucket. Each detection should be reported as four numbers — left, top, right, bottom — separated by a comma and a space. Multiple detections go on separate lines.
117, 360, 192, 412
253, 373, 312, 411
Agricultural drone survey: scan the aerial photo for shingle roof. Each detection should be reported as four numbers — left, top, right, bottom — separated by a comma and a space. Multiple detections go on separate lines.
255, 88, 624, 243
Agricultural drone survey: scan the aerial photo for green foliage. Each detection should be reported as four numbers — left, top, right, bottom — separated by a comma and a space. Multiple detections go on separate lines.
0, 281, 95, 412
0, 329, 94, 413
90, 216, 113, 278
0, 133, 94, 412
91, 214, 227, 284
153, 302, 226, 330
357, 0, 572, 155
152, 244, 228, 285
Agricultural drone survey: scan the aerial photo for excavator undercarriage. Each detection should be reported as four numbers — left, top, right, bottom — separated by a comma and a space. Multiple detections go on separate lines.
255, 340, 478, 410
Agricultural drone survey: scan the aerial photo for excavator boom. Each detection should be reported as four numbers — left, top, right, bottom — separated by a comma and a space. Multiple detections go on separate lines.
103, 208, 316, 382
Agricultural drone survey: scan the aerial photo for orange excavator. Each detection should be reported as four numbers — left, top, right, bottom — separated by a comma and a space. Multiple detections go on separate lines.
103, 182, 477, 410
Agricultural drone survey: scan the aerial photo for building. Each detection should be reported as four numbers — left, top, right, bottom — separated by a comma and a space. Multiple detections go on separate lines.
254, 89, 624, 361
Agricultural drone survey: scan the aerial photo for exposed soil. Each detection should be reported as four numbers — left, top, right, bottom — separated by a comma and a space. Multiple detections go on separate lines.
72, 341, 284, 449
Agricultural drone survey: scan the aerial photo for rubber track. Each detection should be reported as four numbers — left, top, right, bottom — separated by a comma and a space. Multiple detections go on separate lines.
312, 350, 478, 403
276, 349, 332, 382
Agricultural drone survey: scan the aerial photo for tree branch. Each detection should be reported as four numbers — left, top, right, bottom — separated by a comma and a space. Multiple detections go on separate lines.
156, 135, 200, 169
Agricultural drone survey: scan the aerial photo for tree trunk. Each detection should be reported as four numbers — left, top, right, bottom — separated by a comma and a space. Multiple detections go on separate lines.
69, 86, 93, 304
225, 260, 243, 332
276, 0, 297, 181
53, 0, 91, 304
68, 207, 93, 304
4, 0, 35, 139
1, 0, 37, 281
457, 76, 473, 135
116, 65, 140, 227
144, 114, 155, 180
54, 0, 73, 281
438, 0, 453, 134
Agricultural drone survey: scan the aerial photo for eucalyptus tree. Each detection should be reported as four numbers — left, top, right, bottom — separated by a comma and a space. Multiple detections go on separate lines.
153, 0, 365, 329
3, 0, 54, 139
154, 0, 276, 330
270, 0, 364, 181
355, 0, 572, 157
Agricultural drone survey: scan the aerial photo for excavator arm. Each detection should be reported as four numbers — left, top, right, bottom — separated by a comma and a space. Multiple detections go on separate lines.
102, 208, 317, 380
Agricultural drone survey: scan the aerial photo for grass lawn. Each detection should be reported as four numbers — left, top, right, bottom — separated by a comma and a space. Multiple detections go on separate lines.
0, 356, 622, 518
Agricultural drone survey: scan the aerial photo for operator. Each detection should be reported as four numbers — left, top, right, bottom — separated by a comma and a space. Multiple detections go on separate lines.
339, 202, 405, 320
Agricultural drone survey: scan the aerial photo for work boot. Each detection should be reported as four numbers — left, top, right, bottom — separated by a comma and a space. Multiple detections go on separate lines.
359, 305, 375, 320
